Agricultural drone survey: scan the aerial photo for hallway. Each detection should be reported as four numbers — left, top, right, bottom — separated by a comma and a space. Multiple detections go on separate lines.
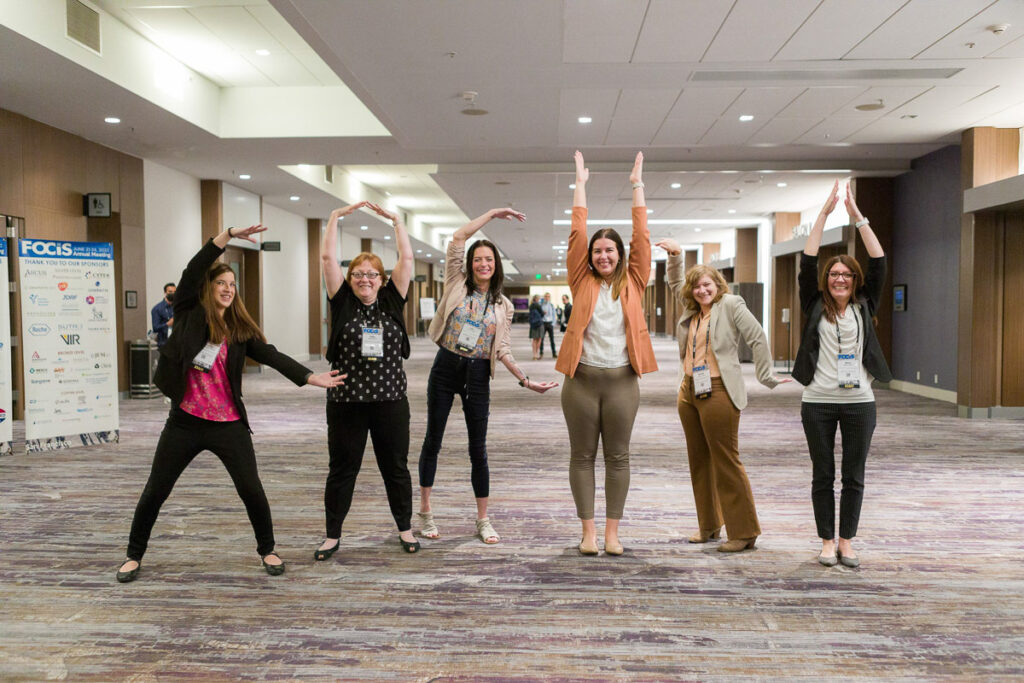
1, 328, 1022, 679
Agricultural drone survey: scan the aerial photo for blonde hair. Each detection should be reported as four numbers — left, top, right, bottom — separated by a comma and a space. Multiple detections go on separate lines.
680, 264, 729, 311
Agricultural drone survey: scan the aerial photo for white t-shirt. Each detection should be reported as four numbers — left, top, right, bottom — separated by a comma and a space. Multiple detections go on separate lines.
802, 303, 875, 404
580, 282, 630, 369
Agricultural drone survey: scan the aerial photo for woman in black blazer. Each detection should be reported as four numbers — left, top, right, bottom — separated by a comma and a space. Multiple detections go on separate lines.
116, 225, 344, 583
796, 182, 891, 568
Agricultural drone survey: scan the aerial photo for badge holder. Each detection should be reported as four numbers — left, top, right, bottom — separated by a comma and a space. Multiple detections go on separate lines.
837, 353, 861, 389
191, 342, 221, 373
693, 365, 713, 399
456, 319, 483, 354
361, 327, 383, 361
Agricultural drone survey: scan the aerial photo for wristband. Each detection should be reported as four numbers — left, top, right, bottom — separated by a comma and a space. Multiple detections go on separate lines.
519, 376, 530, 387
631, 181, 644, 189
855, 218, 869, 228
228, 227, 235, 238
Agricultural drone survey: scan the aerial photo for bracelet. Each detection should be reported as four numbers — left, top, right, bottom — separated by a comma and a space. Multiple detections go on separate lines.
855, 218, 869, 228
519, 376, 529, 387
631, 181, 644, 189
227, 227, 234, 238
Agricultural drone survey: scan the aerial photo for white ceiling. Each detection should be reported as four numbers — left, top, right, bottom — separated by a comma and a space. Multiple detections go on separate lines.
4, 0, 1024, 281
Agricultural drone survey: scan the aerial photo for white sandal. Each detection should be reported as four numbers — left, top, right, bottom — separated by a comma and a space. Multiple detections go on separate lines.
475, 517, 500, 544
418, 511, 440, 539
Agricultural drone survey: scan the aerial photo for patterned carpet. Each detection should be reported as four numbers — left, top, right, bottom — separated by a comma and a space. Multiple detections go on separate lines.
2, 328, 1022, 680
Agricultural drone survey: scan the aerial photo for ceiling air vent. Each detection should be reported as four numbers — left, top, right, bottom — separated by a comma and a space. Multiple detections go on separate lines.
66, 0, 101, 54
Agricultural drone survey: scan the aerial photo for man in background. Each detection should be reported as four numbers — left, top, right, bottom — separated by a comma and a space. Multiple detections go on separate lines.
541, 292, 557, 360
151, 282, 175, 348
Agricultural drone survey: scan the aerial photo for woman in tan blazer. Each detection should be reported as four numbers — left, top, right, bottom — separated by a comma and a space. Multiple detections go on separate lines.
557, 151, 658, 557
417, 209, 558, 545
657, 240, 789, 553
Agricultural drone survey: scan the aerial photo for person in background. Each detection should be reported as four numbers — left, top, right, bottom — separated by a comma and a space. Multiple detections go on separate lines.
151, 282, 176, 347
796, 181, 890, 568
560, 294, 572, 333
529, 294, 545, 360
541, 292, 558, 359
417, 209, 558, 544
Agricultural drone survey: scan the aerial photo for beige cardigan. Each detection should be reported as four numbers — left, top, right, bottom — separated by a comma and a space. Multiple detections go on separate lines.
428, 239, 515, 378
667, 253, 777, 410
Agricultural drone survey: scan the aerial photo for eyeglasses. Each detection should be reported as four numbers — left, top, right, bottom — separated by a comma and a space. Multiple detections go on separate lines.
828, 272, 855, 281
351, 271, 381, 280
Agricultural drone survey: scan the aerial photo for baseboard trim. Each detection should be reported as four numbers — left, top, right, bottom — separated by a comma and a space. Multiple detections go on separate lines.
888, 380, 956, 404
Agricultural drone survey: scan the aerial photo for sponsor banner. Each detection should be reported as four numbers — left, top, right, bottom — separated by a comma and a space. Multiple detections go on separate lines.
0, 239, 11, 455
19, 239, 119, 448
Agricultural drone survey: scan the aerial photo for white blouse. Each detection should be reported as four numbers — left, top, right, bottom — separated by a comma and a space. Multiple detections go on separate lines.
802, 303, 875, 404
580, 282, 630, 369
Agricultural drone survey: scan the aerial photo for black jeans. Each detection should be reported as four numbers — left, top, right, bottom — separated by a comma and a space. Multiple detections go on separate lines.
324, 398, 412, 538
543, 322, 557, 356
126, 409, 274, 561
418, 347, 491, 497
801, 401, 877, 540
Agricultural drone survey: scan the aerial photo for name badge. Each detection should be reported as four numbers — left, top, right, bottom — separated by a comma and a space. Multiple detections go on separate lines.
693, 365, 713, 399
456, 319, 483, 354
191, 342, 221, 373
837, 353, 861, 389
361, 327, 384, 359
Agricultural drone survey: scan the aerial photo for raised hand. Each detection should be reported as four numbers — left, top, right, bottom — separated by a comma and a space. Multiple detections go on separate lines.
527, 380, 559, 394
490, 208, 526, 222
820, 180, 840, 217
629, 151, 644, 185
306, 369, 347, 389
844, 184, 865, 223
330, 202, 369, 220
771, 376, 794, 385
230, 224, 267, 243
574, 150, 589, 185
654, 238, 682, 256
366, 202, 400, 224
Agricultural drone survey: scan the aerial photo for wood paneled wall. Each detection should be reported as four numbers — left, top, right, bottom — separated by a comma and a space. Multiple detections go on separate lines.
1002, 213, 1024, 406
307, 219, 323, 357
734, 227, 758, 282
701, 242, 721, 264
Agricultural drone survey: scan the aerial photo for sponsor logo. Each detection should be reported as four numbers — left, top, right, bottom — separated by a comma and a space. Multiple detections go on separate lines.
22, 269, 45, 278
57, 282, 69, 291
29, 368, 48, 375
23, 242, 73, 257
62, 294, 78, 303
86, 296, 95, 304
61, 334, 81, 345
0, 408, 5, 424
76, 407, 92, 414
28, 323, 51, 336
55, 399, 71, 406
57, 323, 82, 332
85, 270, 111, 279
91, 309, 105, 321
29, 293, 51, 306
31, 351, 43, 361
29, 378, 51, 385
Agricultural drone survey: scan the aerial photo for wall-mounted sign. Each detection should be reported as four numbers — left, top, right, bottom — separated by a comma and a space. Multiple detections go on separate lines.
83, 193, 111, 217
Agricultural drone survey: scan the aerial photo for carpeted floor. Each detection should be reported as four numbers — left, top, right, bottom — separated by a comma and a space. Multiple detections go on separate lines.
2, 327, 1022, 680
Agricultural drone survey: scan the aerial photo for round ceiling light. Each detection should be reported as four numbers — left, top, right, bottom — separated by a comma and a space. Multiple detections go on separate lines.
855, 99, 885, 112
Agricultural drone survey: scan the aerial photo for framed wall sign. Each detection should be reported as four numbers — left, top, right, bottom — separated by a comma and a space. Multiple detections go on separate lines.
125, 290, 138, 309
893, 284, 907, 312
84, 193, 111, 217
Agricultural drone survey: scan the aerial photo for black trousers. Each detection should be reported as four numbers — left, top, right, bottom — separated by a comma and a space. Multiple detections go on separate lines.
800, 401, 877, 540
324, 398, 412, 538
542, 322, 557, 356
418, 347, 491, 497
126, 409, 274, 561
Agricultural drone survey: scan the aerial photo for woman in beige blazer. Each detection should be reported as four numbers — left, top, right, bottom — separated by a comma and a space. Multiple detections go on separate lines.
657, 239, 789, 553
417, 208, 557, 545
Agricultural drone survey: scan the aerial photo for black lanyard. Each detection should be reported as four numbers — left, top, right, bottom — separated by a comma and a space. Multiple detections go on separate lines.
835, 305, 861, 355
690, 313, 711, 365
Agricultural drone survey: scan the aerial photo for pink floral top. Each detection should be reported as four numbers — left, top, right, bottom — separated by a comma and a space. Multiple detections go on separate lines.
179, 342, 241, 422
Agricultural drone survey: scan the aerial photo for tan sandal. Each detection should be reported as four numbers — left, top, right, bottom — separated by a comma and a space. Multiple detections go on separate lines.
475, 517, 500, 544
418, 511, 440, 539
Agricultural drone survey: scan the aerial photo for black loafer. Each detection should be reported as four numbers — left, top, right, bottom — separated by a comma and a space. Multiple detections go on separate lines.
313, 540, 340, 561
400, 538, 421, 554
261, 552, 286, 576
116, 561, 140, 583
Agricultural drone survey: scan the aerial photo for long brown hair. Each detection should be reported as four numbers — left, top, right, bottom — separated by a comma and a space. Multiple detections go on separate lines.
202, 263, 265, 344
681, 264, 729, 312
819, 255, 865, 324
465, 240, 504, 308
588, 228, 627, 300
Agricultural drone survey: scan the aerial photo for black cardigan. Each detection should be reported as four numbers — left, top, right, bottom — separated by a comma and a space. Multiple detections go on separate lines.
153, 240, 312, 431
792, 252, 892, 386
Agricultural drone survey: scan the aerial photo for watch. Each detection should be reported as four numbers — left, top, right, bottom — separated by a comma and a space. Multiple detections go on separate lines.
519, 376, 530, 387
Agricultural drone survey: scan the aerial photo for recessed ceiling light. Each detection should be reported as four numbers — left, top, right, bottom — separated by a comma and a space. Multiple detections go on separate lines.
440, 259, 445, 263
728, 209, 736, 214
462, 107, 489, 116
671, 182, 682, 189
569, 184, 576, 189
564, 209, 572, 214
561, 240, 566, 245
104, 116, 120, 124
289, 195, 300, 201
238, 174, 251, 180
738, 115, 754, 122
855, 99, 885, 112
426, 253, 432, 258
416, 249, 422, 253
360, 225, 368, 231
777, 182, 787, 187
694, 228, 702, 232
646, 209, 654, 214
578, 116, 592, 124
255, 49, 270, 56
384, 235, 391, 240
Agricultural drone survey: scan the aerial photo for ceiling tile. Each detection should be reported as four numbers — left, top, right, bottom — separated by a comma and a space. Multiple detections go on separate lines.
242, 51, 319, 86
651, 116, 717, 145
291, 48, 342, 86
702, 0, 822, 63
777, 87, 868, 118
831, 86, 930, 117
558, 89, 618, 146
885, 85, 993, 117
795, 117, 873, 144
916, 0, 1024, 58
666, 87, 742, 119
746, 117, 821, 145
612, 88, 680, 119
563, 0, 647, 63
699, 118, 757, 146
774, 0, 903, 61
722, 87, 805, 120
845, 0, 994, 59
633, 0, 731, 63
987, 32, 1024, 58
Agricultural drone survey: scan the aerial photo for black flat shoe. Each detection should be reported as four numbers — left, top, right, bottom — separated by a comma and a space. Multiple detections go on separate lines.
261, 551, 286, 576
313, 539, 340, 561
116, 560, 140, 583
400, 538, 421, 553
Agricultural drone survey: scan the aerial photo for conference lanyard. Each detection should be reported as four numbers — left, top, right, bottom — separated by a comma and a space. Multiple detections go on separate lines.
690, 313, 712, 399
456, 296, 490, 354
836, 307, 861, 389
360, 303, 384, 360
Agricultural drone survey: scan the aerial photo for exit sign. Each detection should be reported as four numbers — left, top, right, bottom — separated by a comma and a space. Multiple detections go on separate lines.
535, 274, 542, 280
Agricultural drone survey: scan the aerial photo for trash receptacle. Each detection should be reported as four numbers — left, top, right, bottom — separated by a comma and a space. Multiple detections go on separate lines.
130, 339, 161, 398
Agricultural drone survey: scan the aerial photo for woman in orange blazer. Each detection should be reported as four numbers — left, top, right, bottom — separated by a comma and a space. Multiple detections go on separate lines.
557, 150, 658, 556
